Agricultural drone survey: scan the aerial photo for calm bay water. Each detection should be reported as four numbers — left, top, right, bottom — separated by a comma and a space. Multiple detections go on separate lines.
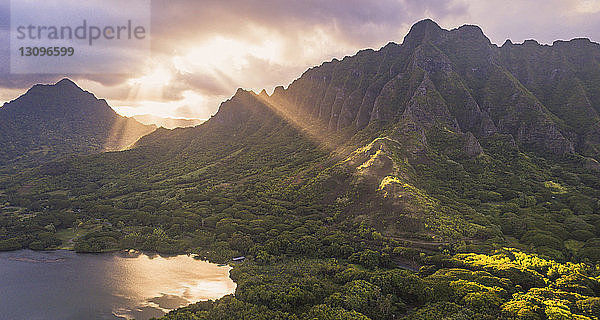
0, 250, 236, 320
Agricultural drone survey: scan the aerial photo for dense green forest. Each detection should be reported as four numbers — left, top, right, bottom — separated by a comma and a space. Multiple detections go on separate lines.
1, 98, 599, 319
1, 20, 600, 319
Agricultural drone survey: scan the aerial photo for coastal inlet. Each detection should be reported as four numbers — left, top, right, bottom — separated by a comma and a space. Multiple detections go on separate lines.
0, 250, 237, 320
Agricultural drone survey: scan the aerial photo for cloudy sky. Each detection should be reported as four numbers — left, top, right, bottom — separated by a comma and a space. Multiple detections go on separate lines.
1, 0, 600, 120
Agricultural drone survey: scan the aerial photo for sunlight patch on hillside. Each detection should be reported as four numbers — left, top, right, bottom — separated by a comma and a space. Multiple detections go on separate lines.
103, 117, 155, 152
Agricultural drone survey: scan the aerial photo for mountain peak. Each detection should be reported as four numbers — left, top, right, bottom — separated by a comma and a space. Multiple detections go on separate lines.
502, 39, 514, 47
449, 24, 492, 46
25, 78, 85, 98
412, 19, 441, 30
523, 39, 540, 46
56, 78, 76, 85
54, 78, 82, 90
235, 87, 254, 96
403, 19, 444, 48
0, 80, 155, 166
455, 24, 484, 35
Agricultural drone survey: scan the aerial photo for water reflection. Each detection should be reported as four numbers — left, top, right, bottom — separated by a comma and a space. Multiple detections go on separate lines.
0, 250, 236, 320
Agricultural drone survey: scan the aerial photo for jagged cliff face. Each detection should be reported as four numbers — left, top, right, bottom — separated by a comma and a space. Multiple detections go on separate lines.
256, 19, 600, 158
163, 20, 600, 240
131, 20, 600, 238
496, 38, 600, 157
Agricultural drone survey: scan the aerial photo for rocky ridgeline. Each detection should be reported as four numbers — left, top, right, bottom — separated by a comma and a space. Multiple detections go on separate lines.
212, 20, 600, 160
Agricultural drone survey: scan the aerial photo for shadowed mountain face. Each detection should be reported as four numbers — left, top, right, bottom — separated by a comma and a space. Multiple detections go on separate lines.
0, 79, 155, 168
255, 19, 600, 159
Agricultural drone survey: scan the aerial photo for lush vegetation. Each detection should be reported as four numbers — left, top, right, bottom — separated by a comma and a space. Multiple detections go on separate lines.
2, 20, 600, 320
2, 108, 600, 319
160, 249, 600, 320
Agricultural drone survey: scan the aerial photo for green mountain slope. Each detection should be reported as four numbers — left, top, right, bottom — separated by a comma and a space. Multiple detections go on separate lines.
0, 79, 156, 170
1, 20, 600, 319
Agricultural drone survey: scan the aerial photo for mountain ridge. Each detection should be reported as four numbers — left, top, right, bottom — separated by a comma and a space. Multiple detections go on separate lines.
201, 19, 597, 160
0, 78, 156, 169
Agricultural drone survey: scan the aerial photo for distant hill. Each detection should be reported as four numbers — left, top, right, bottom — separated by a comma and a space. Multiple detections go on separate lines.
0, 78, 155, 168
132, 114, 205, 129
